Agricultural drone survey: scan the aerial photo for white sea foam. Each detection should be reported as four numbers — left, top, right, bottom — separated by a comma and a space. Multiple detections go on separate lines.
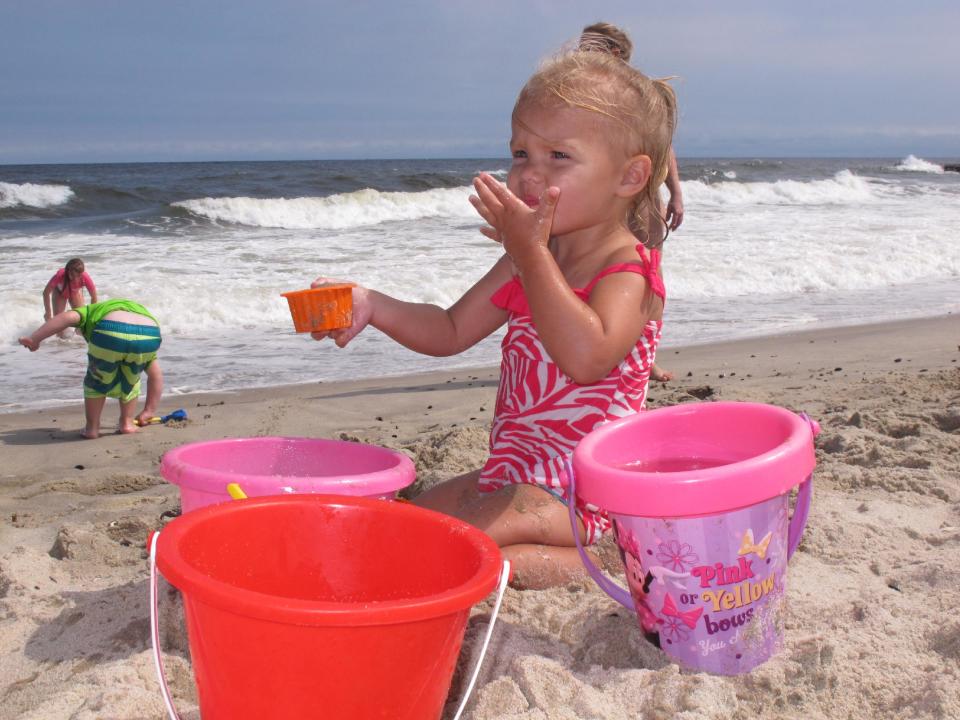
893, 155, 944, 174
682, 170, 882, 207
0, 182, 74, 209
2, 160, 959, 412
173, 186, 477, 230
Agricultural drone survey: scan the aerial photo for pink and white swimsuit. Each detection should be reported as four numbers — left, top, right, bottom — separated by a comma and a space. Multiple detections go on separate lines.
47, 267, 96, 299
478, 244, 666, 544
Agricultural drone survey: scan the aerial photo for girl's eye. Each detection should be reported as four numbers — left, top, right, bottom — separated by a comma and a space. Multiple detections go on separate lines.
512, 150, 527, 159
551, 151, 570, 160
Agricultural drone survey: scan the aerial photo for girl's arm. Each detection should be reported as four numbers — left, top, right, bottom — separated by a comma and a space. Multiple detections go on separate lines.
42, 283, 55, 319
84, 273, 98, 304
512, 245, 658, 384
663, 148, 684, 231
19, 310, 82, 351
311, 256, 512, 356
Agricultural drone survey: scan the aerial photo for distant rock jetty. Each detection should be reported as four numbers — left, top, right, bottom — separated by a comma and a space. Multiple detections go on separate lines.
945, 163, 960, 172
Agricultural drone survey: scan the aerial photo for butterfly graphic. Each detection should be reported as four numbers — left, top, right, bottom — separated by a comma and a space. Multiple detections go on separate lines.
738, 528, 773, 560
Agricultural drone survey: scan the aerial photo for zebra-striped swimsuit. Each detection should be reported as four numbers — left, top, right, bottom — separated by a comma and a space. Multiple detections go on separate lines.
478, 244, 665, 544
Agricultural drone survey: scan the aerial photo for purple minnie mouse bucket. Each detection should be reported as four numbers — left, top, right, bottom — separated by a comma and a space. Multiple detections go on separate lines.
569, 402, 818, 675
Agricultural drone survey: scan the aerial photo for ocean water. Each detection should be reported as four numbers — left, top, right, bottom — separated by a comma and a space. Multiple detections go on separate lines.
1, 155, 959, 413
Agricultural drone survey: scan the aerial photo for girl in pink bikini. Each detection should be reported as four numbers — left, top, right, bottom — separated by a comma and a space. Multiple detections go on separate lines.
311, 48, 676, 589
43, 257, 98, 337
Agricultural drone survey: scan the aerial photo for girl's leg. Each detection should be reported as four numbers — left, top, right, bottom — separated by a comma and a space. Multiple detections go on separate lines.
416, 476, 600, 590
67, 289, 84, 309
82, 396, 106, 439
501, 544, 601, 590
52, 293, 70, 338
412, 470, 482, 515
118, 397, 140, 434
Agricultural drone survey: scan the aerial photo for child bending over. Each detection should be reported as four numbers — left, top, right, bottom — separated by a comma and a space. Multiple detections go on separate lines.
20, 299, 164, 439
312, 48, 675, 589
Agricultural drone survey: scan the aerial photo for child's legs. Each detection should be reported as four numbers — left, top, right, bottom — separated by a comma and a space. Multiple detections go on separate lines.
82, 396, 106, 439
52, 293, 71, 336
52, 292, 68, 315
502, 544, 600, 590
415, 473, 583, 547
118, 396, 139, 434
413, 469, 482, 516
66, 289, 84, 309
415, 474, 598, 589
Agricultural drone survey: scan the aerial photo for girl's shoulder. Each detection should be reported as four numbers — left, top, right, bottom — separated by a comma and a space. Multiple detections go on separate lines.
584, 243, 663, 298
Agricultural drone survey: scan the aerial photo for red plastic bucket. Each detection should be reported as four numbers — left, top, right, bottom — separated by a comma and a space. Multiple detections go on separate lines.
152, 495, 504, 719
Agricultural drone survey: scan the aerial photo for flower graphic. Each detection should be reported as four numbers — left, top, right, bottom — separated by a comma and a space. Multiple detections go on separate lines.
661, 616, 690, 643
656, 540, 699, 572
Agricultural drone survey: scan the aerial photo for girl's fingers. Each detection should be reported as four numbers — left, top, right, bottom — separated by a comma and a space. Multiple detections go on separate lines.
477, 172, 522, 208
472, 177, 504, 215
537, 187, 561, 224
468, 195, 497, 226
479, 225, 501, 242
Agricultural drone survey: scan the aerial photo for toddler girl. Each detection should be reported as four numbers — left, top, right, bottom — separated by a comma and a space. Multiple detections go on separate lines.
312, 48, 676, 589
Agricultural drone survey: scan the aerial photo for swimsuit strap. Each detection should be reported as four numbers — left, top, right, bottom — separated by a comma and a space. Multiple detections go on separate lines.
582, 244, 665, 300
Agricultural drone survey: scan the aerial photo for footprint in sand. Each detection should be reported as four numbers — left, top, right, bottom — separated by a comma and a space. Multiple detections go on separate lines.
43, 473, 163, 497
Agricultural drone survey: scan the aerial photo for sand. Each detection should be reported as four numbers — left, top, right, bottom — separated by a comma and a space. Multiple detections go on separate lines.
1, 315, 958, 720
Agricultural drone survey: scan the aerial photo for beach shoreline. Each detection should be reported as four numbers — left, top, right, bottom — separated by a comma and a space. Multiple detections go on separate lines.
1, 314, 958, 719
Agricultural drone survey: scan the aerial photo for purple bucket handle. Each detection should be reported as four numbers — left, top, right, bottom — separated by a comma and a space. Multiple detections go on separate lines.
566, 457, 634, 611
566, 410, 820, 610
787, 413, 819, 558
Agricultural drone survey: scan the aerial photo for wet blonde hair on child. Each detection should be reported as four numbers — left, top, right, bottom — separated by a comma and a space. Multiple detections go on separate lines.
513, 50, 677, 248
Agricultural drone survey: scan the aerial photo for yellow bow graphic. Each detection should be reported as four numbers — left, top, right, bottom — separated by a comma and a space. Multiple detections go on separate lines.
738, 528, 773, 560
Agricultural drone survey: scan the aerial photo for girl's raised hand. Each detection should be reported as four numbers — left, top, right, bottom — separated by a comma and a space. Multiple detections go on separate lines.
309, 277, 372, 348
470, 173, 559, 264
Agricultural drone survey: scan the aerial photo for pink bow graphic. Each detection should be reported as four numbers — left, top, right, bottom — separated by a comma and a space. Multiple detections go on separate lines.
661, 593, 704, 629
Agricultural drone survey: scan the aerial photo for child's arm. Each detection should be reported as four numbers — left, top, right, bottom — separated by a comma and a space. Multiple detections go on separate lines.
135, 360, 164, 425
19, 310, 81, 351
42, 282, 55, 319
472, 174, 658, 384
664, 148, 684, 231
311, 258, 512, 355
84, 273, 98, 304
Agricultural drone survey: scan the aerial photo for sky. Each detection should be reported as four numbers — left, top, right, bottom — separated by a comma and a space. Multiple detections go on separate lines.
2, 0, 959, 164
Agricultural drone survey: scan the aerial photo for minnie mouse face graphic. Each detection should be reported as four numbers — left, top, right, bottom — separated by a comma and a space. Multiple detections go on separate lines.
615, 521, 658, 633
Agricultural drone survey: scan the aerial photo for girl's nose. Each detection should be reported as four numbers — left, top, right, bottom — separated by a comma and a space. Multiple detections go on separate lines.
519, 161, 544, 187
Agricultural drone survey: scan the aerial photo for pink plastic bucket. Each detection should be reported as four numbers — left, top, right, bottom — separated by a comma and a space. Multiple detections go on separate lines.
160, 436, 415, 513
570, 402, 818, 675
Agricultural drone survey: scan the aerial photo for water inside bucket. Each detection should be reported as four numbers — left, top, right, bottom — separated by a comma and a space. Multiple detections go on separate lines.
620, 456, 734, 473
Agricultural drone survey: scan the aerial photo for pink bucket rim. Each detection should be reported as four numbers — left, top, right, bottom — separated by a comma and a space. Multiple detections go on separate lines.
160, 436, 415, 498
572, 402, 815, 517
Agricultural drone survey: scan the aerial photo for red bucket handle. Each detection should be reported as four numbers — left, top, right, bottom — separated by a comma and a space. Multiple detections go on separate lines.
149, 532, 511, 720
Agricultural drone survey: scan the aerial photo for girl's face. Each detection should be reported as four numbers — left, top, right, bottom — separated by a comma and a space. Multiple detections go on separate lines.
508, 102, 630, 236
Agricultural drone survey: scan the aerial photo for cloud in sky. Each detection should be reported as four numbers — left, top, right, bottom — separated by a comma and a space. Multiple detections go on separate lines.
2, 0, 958, 163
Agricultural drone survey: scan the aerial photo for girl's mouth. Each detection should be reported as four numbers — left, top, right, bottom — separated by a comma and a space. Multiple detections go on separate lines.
521, 194, 540, 208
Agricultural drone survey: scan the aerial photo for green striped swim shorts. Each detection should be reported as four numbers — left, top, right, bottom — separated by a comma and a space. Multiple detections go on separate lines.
83, 319, 162, 403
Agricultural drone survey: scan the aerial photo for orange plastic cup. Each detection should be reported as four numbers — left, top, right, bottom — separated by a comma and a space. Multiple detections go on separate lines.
281, 284, 355, 333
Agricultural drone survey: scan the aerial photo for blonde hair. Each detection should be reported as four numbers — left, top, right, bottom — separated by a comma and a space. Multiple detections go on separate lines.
579, 22, 633, 61
513, 50, 677, 248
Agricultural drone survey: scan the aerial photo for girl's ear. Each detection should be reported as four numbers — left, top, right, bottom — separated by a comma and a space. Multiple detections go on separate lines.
617, 154, 652, 197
